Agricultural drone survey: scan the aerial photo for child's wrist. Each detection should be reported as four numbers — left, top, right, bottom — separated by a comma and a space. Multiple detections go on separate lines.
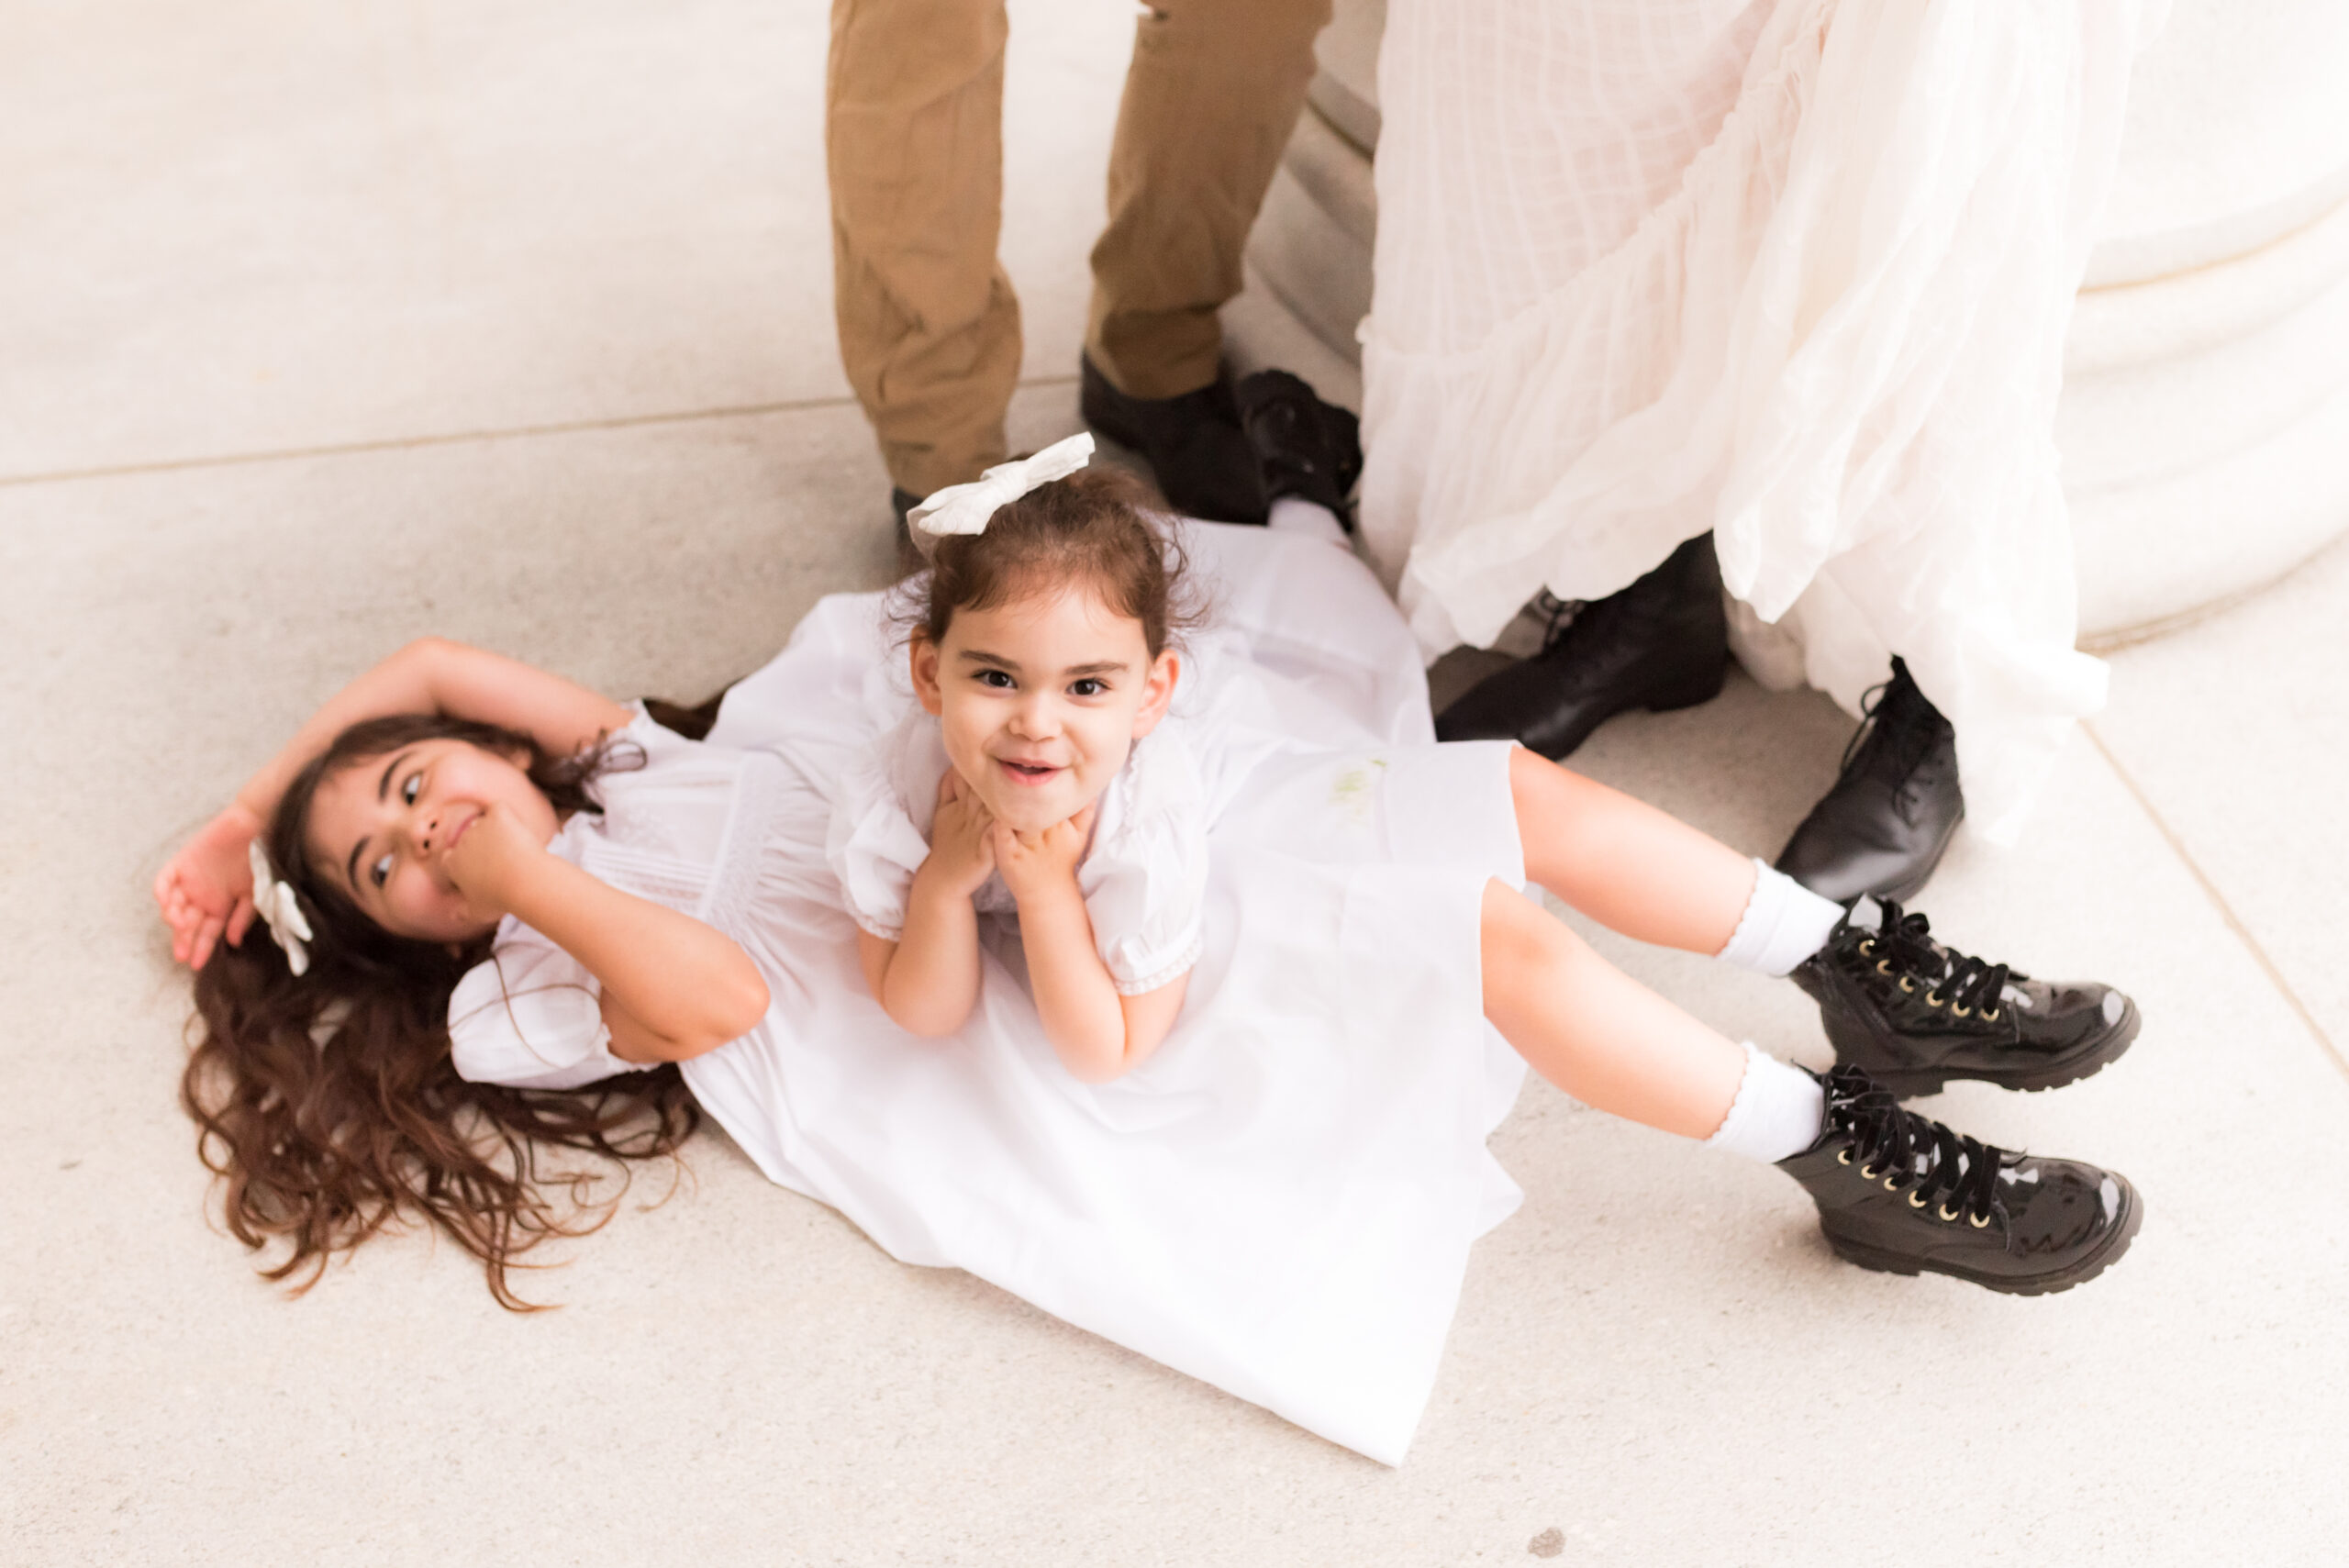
909, 862, 981, 915
1008, 870, 1084, 918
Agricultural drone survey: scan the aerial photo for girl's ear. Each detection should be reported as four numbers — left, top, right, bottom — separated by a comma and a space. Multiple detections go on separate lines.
909, 634, 945, 716
1130, 649, 1180, 739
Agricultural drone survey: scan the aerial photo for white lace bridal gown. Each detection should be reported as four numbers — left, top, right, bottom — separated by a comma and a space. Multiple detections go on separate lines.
1358, 0, 2165, 840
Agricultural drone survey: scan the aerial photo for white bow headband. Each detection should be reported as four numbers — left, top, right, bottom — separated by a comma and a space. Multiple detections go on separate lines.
906, 432, 1095, 546
248, 839, 315, 977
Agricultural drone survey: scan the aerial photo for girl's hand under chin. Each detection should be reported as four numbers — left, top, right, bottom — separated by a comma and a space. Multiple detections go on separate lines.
991, 804, 1097, 905
153, 803, 264, 969
924, 770, 999, 899
441, 798, 552, 925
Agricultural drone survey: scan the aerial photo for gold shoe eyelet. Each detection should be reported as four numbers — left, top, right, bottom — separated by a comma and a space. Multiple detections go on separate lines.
1951, 1004, 1972, 1018
1858, 1162, 1885, 1182
1836, 1148, 1854, 1165
1898, 976, 1916, 994
1858, 938, 1876, 956
1876, 959, 1893, 975
1908, 1191, 1929, 1208
1925, 991, 1945, 1008
1882, 1174, 1903, 1192
1968, 1211, 1991, 1229
1983, 1007, 2001, 1023
1937, 1204, 1961, 1222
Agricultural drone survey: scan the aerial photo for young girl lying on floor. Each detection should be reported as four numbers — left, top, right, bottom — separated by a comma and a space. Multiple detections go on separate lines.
155, 430, 2141, 1463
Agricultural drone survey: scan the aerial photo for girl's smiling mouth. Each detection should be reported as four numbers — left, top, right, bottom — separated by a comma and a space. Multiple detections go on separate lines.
995, 757, 1063, 786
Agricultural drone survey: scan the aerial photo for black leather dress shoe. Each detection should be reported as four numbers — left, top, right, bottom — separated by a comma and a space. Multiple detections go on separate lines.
1235, 369, 1362, 528
1434, 532, 1729, 757
1777, 1066, 2142, 1295
1776, 657, 1962, 903
890, 486, 923, 571
1080, 354, 1267, 523
1792, 899, 2141, 1096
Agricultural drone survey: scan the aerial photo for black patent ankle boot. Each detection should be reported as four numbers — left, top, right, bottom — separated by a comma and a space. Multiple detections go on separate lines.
1434, 533, 1729, 759
1778, 1066, 2142, 1295
1776, 657, 1963, 904
1235, 370, 1363, 528
1791, 900, 2141, 1096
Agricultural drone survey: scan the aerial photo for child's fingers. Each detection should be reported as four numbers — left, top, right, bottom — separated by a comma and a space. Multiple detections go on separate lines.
226, 895, 256, 948
191, 914, 223, 970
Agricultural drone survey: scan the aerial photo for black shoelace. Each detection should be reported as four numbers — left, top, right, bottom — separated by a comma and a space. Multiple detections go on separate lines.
1531, 588, 1582, 650
1856, 900, 2013, 1019
1839, 665, 1943, 784
1821, 1065, 2005, 1230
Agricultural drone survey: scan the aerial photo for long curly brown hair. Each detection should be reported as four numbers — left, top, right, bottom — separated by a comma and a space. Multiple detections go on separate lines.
182, 710, 710, 1310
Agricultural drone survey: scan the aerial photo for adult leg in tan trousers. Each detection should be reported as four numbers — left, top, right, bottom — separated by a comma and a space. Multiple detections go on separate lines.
827, 0, 1331, 522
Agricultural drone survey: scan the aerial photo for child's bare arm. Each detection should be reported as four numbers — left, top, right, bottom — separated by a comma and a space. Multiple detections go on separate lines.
232, 638, 632, 825
858, 773, 994, 1036
996, 813, 1189, 1084
449, 802, 768, 1062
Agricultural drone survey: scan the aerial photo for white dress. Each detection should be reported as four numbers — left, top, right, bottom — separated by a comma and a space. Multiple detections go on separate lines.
1359, 0, 2165, 841
447, 523, 1528, 1465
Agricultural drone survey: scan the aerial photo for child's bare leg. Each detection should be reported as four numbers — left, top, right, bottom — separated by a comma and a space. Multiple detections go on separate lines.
1477, 885, 2146, 1297
1507, 745, 1756, 954
1479, 879, 1750, 1138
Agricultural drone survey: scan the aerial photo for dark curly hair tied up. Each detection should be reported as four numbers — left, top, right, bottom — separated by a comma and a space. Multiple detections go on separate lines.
907, 465, 1201, 657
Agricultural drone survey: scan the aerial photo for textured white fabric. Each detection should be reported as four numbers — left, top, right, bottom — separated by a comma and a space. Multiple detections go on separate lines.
826, 695, 1210, 995
1360, 0, 2165, 840
1715, 857, 1846, 976
1704, 1041, 1828, 1163
448, 524, 1530, 1467
1267, 495, 1352, 546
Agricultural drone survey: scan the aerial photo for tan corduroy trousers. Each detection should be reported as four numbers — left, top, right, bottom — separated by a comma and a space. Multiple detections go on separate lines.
827, 0, 1331, 496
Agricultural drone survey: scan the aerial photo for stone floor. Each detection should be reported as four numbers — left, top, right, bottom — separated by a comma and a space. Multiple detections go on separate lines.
5, 4, 2345, 1563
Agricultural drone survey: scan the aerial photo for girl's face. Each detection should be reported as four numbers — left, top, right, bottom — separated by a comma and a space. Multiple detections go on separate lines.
304, 739, 560, 942
911, 584, 1179, 833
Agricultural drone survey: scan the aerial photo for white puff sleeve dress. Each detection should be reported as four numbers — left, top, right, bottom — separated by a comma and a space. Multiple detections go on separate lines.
448, 523, 1528, 1465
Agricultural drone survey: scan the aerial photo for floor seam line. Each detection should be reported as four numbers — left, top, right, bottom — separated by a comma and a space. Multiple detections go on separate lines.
2082, 718, 2349, 1086
0, 374, 1085, 489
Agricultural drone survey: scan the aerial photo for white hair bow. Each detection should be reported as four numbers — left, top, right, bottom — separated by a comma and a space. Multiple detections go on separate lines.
907, 431, 1095, 543
248, 839, 314, 977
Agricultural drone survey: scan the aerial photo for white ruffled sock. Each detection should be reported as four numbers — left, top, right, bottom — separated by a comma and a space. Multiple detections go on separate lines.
1714, 859, 1848, 977
1266, 495, 1349, 546
1703, 1042, 1828, 1163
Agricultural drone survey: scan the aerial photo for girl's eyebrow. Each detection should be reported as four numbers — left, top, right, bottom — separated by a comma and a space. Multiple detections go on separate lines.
375, 751, 412, 803
1063, 660, 1128, 678
957, 649, 1018, 671
343, 750, 417, 892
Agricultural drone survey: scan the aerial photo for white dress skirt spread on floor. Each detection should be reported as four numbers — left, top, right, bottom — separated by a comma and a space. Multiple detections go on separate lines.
446, 523, 1528, 1465
1359, 0, 2165, 841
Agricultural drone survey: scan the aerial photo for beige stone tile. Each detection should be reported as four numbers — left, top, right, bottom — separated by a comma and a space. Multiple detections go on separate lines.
0, 0, 1129, 478
2092, 532, 2349, 1062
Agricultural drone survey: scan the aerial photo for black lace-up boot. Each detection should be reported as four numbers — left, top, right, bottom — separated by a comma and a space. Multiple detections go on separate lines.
1776, 657, 1964, 903
1434, 533, 1729, 758
1778, 1066, 2142, 1294
1235, 370, 1364, 528
1792, 900, 2140, 1096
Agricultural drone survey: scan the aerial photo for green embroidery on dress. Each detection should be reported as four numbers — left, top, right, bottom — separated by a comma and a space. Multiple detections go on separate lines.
1329, 757, 1390, 826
